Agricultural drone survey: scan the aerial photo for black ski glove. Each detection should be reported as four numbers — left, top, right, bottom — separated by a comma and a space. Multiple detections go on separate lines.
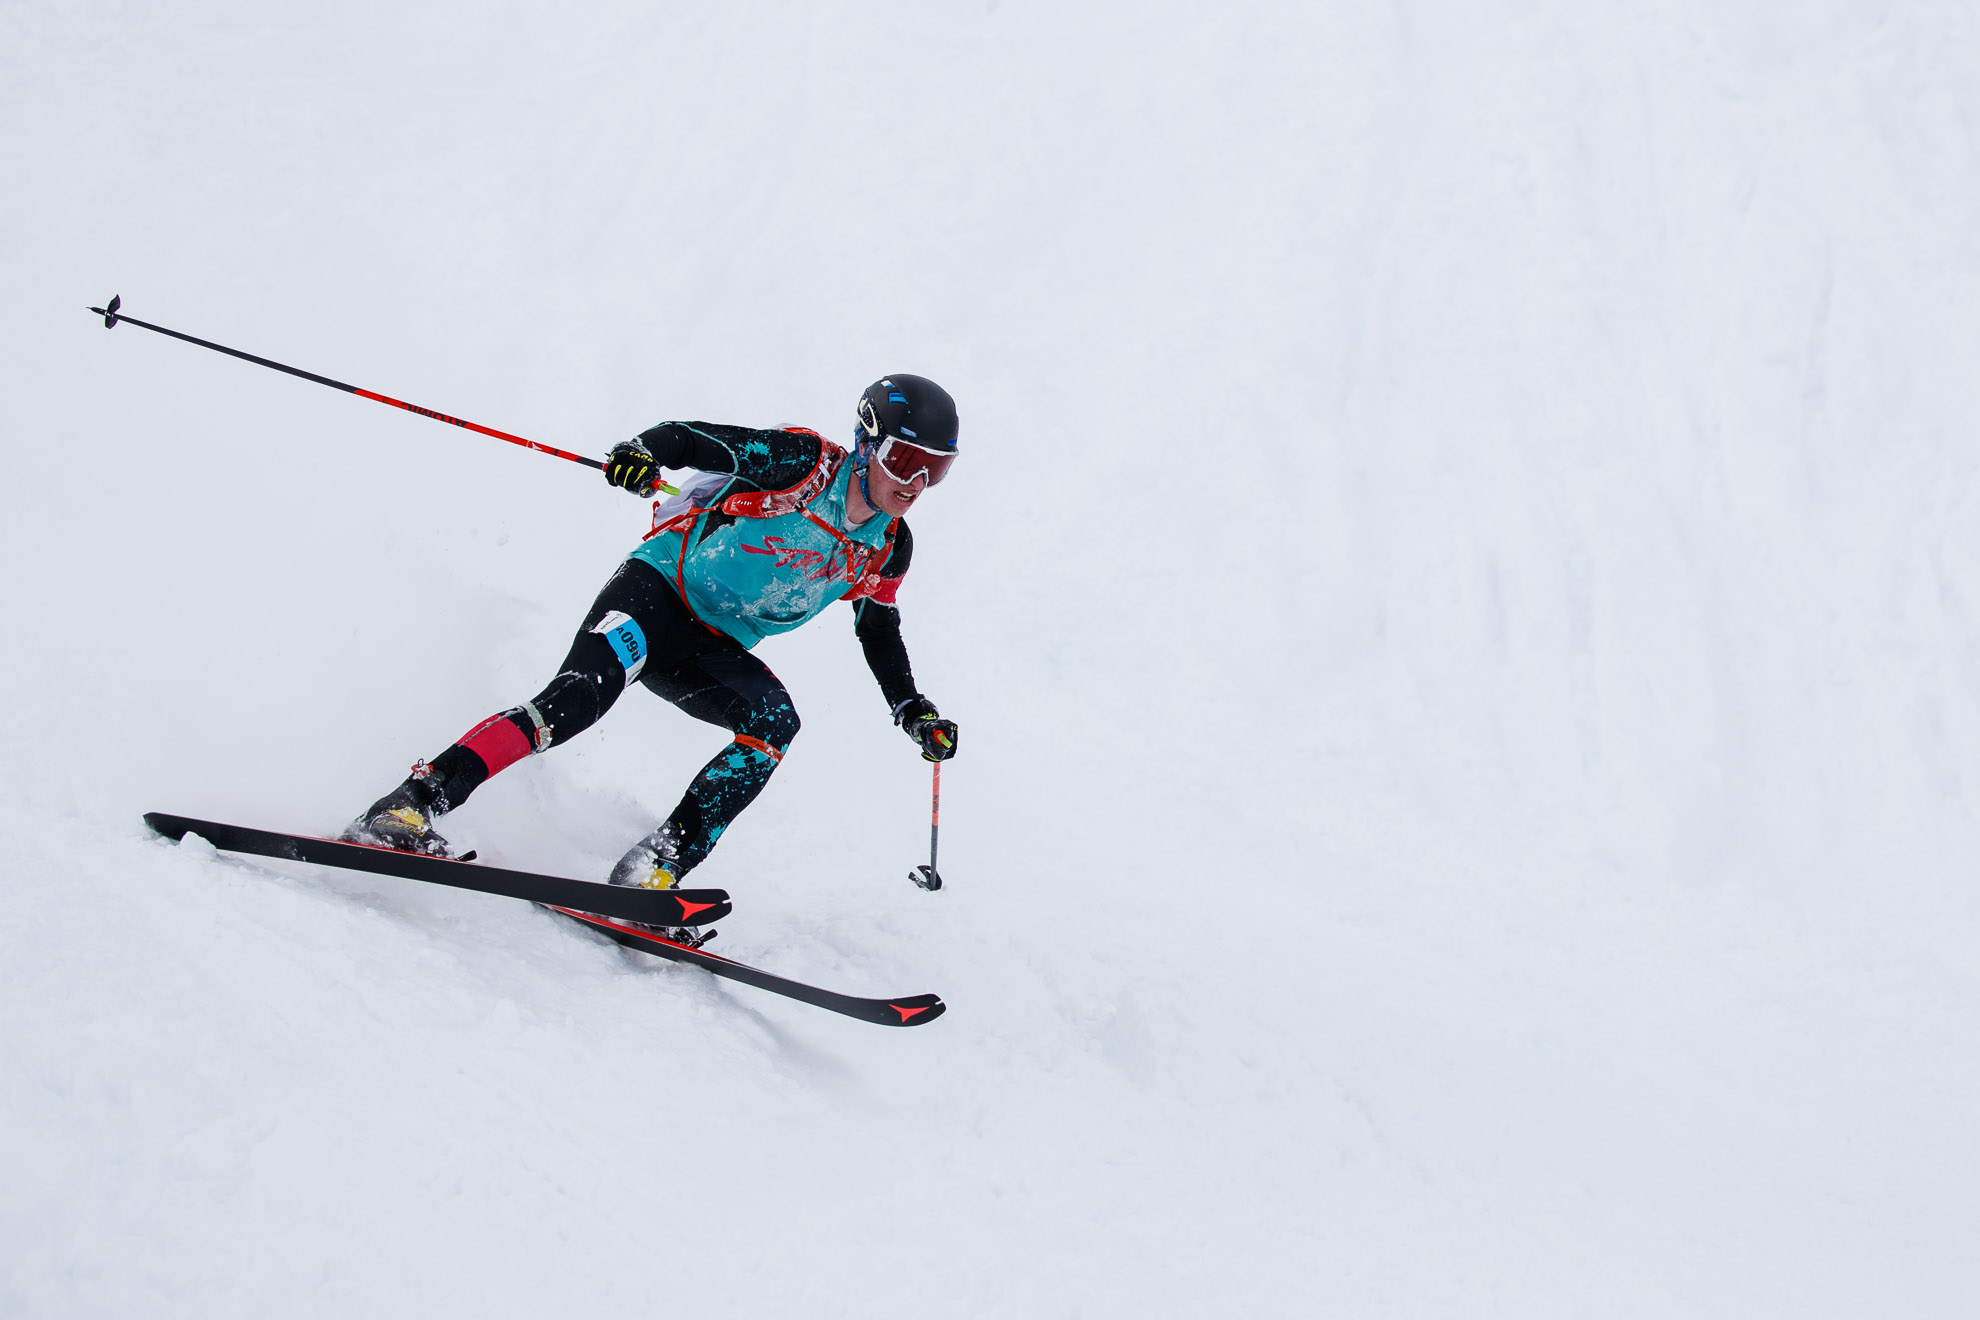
604, 440, 659, 495
893, 695, 958, 762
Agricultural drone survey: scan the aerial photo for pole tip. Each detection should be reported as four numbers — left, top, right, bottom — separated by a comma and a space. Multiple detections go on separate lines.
90, 294, 121, 328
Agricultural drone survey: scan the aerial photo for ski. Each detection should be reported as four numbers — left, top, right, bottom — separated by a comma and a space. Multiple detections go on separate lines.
548, 905, 946, 1028
144, 812, 732, 927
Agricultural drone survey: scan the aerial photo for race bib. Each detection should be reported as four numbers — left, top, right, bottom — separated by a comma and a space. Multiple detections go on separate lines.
592, 610, 648, 683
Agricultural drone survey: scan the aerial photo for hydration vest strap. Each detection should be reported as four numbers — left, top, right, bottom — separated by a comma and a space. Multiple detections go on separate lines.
631, 505, 728, 637
672, 510, 727, 639
639, 433, 840, 543
797, 507, 871, 581
642, 506, 698, 543
844, 517, 901, 600
719, 432, 839, 518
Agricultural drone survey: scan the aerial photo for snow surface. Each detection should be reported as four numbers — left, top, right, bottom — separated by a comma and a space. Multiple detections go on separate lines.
5, 2, 1980, 1315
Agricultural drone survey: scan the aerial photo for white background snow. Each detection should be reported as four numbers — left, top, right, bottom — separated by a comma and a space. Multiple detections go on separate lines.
4, 1, 1979, 1314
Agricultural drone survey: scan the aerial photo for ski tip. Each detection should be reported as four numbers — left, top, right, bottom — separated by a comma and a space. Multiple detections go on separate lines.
883, 994, 946, 1026
142, 811, 187, 840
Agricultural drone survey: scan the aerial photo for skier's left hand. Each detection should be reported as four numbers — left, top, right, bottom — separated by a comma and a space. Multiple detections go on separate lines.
894, 695, 958, 762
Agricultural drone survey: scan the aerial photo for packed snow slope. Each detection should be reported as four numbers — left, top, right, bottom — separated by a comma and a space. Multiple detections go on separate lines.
5, 2, 1979, 1315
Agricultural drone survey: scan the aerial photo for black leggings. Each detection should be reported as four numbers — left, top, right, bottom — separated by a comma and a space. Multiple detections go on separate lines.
438, 557, 799, 874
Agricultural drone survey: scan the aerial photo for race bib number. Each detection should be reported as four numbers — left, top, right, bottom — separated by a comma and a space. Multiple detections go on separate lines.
592, 611, 648, 683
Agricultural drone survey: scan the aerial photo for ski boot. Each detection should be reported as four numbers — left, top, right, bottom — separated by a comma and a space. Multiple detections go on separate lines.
608, 819, 714, 947
342, 762, 456, 857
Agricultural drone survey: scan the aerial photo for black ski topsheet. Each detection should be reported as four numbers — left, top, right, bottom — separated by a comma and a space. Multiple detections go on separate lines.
549, 905, 946, 1028
144, 813, 732, 927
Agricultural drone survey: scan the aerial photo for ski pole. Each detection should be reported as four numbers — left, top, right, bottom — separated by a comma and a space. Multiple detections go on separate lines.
911, 759, 943, 891
86, 295, 670, 487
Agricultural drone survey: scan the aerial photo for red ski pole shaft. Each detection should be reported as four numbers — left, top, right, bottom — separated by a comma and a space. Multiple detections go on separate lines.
911, 758, 944, 890
87, 295, 605, 474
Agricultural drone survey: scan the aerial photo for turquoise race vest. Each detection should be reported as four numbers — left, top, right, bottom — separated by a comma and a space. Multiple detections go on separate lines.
628, 436, 896, 650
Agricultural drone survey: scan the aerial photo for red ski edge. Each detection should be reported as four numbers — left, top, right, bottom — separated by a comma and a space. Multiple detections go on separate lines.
549, 905, 946, 1028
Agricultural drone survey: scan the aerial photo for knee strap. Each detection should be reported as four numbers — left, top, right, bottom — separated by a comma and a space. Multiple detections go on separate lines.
730, 692, 801, 754
519, 701, 552, 751
732, 734, 785, 763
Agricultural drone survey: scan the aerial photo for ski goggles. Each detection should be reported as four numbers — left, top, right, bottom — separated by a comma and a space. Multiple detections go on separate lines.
867, 434, 958, 487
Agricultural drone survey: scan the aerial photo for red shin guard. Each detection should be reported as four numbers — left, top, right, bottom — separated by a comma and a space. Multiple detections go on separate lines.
457, 711, 534, 778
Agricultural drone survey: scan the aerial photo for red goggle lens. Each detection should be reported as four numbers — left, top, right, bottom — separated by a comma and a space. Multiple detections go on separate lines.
873, 436, 957, 487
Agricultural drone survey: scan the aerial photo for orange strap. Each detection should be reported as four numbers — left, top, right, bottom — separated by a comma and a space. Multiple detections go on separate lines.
733, 734, 785, 763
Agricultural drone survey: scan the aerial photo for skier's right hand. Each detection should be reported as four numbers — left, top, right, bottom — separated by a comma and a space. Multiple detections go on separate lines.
605, 440, 659, 495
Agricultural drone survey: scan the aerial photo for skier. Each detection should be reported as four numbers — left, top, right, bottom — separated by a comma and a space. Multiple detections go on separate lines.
342, 375, 962, 895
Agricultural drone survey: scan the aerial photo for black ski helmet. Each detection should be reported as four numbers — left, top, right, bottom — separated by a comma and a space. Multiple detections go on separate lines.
856, 375, 958, 452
